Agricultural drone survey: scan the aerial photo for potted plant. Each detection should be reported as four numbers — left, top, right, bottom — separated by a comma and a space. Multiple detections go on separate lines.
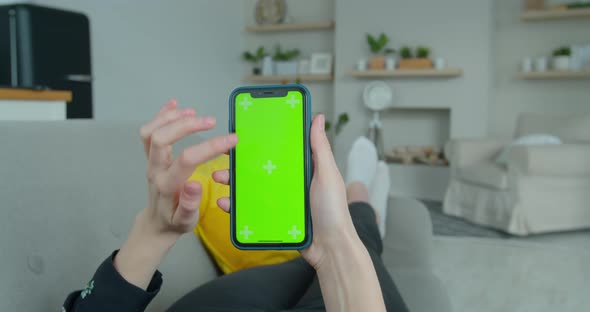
552, 46, 571, 71
367, 33, 395, 70
325, 112, 349, 143
273, 45, 300, 75
325, 112, 349, 135
242, 46, 266, 75
399, 46, 433, 69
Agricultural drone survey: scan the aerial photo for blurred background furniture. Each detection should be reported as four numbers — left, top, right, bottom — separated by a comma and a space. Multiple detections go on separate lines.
0, 4, 92, 118
0, 121, 451, 312
444, 113, 590, 235
0, 88, 71, 120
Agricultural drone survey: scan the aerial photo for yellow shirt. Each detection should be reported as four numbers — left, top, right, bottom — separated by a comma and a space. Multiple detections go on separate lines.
189, 155, 300, 274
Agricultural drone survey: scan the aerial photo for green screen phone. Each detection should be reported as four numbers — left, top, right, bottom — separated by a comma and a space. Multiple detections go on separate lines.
229, 85, 312, 250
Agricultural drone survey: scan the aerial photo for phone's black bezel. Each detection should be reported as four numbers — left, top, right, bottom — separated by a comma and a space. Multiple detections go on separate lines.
229, 84, 312, 250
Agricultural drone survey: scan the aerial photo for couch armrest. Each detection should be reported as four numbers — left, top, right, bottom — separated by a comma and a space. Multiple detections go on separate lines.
508, 144, 590, 176
445, 138, 509, 170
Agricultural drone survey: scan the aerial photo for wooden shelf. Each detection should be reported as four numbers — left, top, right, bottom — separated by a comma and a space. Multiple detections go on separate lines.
519, 71, 590, 80
0, 88, 72, 101
387, 106, 451, 110
244, 74, 333, 83
522, 8, 590, 21
245, 21, 335, 33
347, 68, 463, 78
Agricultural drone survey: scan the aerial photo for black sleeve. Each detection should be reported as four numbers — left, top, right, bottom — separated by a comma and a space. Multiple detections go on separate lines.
61, 250, 163, 312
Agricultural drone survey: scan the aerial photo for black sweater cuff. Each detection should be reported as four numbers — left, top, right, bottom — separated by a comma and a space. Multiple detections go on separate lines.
62, 250, 162, 312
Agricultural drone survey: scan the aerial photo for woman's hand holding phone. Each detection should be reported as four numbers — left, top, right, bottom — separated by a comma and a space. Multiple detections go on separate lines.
114, 100, 237, 290
215, 114, 361, 266
214, 113, 385, 311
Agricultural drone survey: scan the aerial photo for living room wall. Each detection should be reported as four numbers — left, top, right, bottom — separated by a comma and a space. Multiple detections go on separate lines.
332, 0, 493, 199
333, 0, 493, 162
491, 0, 590, 137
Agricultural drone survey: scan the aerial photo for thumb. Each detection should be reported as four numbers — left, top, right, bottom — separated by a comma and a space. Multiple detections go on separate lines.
310, 114, 337, 173
173, 180, 202, 229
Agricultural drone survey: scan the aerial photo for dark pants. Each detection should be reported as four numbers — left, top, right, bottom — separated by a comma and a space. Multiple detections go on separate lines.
169, 202, 409, 312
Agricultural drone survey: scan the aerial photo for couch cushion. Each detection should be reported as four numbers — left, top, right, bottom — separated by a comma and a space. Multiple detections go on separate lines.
0, 122, 218, 312
386, 267, 452, 312
458, 162, 508, 189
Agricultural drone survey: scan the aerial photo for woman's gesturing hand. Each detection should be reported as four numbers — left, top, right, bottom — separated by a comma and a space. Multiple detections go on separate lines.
114, 100, 237, 290
138, 99, 237, 238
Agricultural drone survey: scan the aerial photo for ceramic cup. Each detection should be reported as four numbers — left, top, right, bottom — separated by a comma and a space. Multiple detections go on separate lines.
434, 58, 446, 70
521, 57, 533, 73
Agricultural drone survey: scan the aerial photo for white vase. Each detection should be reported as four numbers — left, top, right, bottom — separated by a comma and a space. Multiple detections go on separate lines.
571, 45, 590, 71
261, 56, 274, 76
274, 61, 298, 75
357, 58, 368, 71
385, 57, 397, 70
553, 56, 571, 71
534, 57, 547, 72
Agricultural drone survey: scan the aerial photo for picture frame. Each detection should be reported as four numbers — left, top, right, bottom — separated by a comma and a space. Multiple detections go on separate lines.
310, 53, 333, 74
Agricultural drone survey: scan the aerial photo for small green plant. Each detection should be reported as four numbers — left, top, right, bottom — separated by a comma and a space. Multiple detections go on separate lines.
553, 46, 571, 57
416, 46, 431, 58
400, 46, 413, 59
568, 2, 590, 9
367, 33, 395, 55
242, 46, 266, 63
324, 113, 349, 135
273, 45, 300, 61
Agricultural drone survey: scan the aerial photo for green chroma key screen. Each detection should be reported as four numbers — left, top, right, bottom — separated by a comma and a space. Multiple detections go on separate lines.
233, 90, 307, 245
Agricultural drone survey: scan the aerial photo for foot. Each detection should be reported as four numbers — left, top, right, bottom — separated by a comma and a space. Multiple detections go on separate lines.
345, 136, 378, 189
370, 161, 390, 239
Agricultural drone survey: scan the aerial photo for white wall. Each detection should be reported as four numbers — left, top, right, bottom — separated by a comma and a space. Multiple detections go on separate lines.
491, 0, 590, 137
243, 0, 334, 116
29, 0, 244, 137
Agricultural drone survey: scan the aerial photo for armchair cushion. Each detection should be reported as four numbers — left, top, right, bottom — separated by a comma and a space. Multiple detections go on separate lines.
458, 162, 508, 189
507, 144, 590, 177
445, 138, 509, 170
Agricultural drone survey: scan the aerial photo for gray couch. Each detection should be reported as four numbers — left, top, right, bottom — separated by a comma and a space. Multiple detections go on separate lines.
0, 121, 451, 311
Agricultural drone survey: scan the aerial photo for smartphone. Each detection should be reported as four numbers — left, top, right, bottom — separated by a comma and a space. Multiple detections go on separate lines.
229, 85, 312, 250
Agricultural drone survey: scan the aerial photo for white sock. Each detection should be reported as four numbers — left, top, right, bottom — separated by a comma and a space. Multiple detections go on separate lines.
370, 161, 390, 239
346, 136, 378, 188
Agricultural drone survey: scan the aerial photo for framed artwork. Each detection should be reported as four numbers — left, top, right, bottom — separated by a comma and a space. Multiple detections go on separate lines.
310, 53, 333, 74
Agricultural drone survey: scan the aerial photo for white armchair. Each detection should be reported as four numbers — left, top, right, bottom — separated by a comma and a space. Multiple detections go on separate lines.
444, 113, 590, 235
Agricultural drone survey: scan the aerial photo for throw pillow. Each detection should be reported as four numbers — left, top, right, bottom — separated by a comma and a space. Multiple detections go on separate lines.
495, 134, 562, 165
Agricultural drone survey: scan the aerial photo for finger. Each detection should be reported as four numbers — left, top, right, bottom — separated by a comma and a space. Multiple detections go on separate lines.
141, 106, 195, 156
165, 134, 238, 189
212, 169, 230, 185
172, 181, 202, 229
149, 115, 217, 171
141, 99, 178, 155
310, 114, 336, 173
217, 197, 230, 213
159, 98, 177, 113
